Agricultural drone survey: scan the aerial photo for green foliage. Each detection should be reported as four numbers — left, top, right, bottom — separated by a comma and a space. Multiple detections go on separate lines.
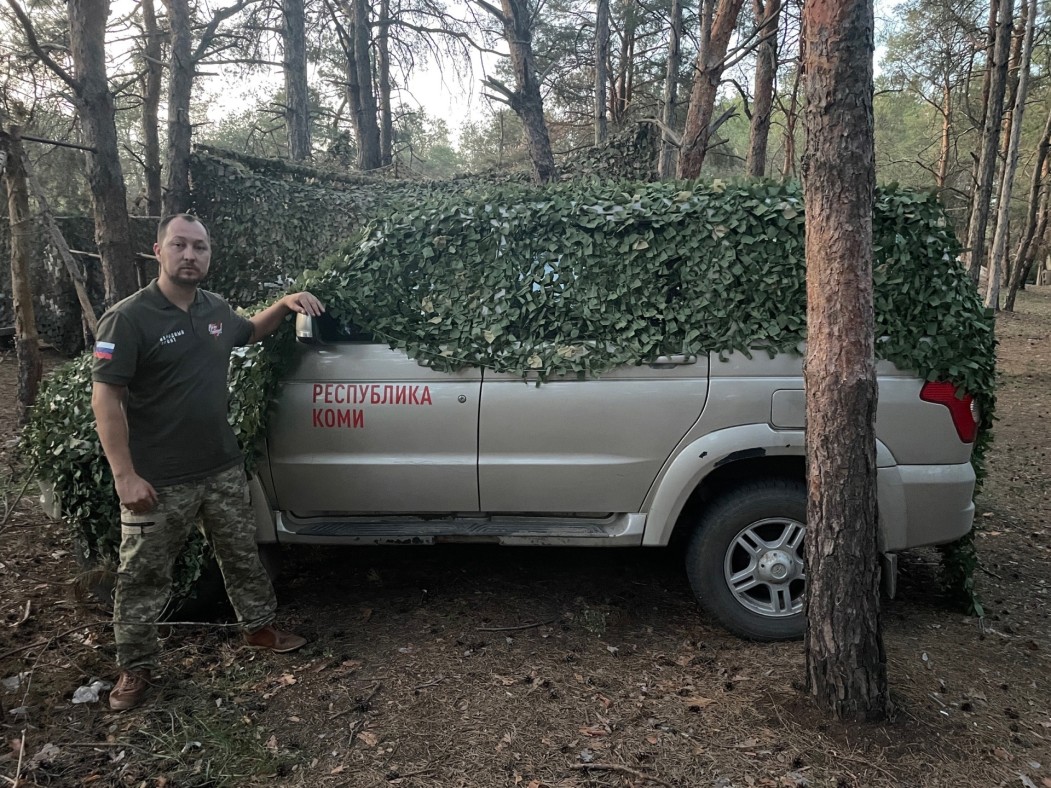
228, 321, 297, 470
21, 355, 119, 564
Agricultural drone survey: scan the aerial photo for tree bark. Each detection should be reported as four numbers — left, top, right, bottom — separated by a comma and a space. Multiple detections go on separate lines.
5, 0, 138, 304
746, 0, 781, 177
1, 127, 43, 425
657, 0, 682, 178
140, 0, 163, 215
68, 0, 139, 304
163, 0, 194, 214
377, 0, 393, 167
595, 0, 610, 145
677, 0, 746, 178
936, 77, 951, 191
801, 0, 888, 721
612, 2, 638, 126
987, 0, 1035, 310
283, 0, 312, 161
988, 0, 1026, 260
963, 0, 1013, 284
1006, 118, 1051, 311
351, 0, 381, 169
478, 0, 557, 183
780, 51, 802, 178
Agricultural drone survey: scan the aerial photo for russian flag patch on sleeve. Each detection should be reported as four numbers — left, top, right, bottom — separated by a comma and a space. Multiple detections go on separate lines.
94, 341, 115, 360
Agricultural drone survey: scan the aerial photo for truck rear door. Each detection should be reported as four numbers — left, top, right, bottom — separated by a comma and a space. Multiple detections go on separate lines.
478, 355, 709, 512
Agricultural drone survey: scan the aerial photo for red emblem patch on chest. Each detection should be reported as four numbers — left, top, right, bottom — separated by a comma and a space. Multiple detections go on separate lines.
208, 322, 223, 338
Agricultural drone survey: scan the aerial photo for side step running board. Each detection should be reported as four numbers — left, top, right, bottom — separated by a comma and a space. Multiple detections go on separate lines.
275, 512, 647, 546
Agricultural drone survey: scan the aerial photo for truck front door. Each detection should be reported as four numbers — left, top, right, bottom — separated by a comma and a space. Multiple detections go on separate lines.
266, 320, 482, 514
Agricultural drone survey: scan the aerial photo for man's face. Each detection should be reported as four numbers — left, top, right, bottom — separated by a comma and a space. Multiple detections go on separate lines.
155, 217, 211, 286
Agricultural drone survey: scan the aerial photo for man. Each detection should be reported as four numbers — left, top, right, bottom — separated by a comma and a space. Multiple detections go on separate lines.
92, 213, 323, 711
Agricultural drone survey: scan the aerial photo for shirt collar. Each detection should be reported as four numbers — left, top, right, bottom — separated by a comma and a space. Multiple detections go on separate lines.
144, 279, 202, 310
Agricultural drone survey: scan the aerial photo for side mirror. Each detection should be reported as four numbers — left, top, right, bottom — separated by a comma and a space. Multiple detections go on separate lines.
295, 313, 321, 345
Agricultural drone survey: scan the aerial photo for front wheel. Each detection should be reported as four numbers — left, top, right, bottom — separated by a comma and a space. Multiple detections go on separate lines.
685, 479, 807, 640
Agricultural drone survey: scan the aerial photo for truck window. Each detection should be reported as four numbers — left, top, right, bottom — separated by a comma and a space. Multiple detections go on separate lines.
316, 311, 376, 343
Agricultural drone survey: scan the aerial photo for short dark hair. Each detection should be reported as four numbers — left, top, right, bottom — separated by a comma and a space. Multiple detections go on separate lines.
157, 213, 209, 245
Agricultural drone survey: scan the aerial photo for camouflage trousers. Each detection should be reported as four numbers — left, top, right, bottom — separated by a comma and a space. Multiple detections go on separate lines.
113, 465, 277, 671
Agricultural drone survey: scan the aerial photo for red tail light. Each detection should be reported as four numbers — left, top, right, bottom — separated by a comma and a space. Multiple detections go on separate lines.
920, 381, 979, 443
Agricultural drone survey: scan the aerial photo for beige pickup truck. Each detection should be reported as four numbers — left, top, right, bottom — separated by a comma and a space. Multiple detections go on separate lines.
245, 312, 979, 640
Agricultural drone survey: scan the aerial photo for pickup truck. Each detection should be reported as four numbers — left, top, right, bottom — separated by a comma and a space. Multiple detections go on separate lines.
242, 311, 979, 641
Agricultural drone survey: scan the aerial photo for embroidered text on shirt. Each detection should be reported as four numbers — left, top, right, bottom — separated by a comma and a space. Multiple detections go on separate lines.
159, 329, 186, 346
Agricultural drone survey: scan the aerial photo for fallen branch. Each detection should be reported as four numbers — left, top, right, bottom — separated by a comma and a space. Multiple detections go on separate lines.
0, 621, 106, 661
570, 763, 674, 787
476, 618, 556, 632
0, 470, 35, 532
63, 741, 180, 762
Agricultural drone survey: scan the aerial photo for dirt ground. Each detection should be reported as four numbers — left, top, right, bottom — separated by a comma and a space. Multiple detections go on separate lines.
1, 288, 1049, 788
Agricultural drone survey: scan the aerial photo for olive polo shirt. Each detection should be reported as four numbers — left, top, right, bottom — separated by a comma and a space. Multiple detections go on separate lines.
91, 279, 254, 488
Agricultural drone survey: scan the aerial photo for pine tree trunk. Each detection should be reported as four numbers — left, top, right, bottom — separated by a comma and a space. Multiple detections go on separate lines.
987, 0, 1026, 262
352, 0, 381, 170
936, 79, 951, 191
1006, 128, 1051, 311
69, 0, 138, 304
595, 0, 610, 145
283, 0, 312, 161
781, 55, 801, 178
746, 0, 781, 177
963, 0, 1013, 284
986, 0, 1034, 310
677, 0, 746, 178
613, 3, 637, 126
801, 0, 888, 721
378, 0, 393, 167
657, 0, 682, 178
1, 127, 43, 425
141, 0, 163, 216
488, 0, 557, 183
163, 0, 193, 215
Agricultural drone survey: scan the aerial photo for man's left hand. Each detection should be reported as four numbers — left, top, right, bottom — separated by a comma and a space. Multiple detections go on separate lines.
283, 291, 324, 317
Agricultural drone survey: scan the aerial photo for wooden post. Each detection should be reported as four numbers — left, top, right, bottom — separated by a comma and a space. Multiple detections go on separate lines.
1, 126, 43, 425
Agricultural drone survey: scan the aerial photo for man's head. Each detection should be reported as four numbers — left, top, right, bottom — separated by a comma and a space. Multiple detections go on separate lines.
154, 214, 211, 288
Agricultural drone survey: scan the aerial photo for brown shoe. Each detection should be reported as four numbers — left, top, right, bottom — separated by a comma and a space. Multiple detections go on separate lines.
245, 624, 307, 653
109, 669, 151, 711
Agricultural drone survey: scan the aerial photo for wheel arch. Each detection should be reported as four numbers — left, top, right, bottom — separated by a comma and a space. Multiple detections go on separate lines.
642, 425, 807, 547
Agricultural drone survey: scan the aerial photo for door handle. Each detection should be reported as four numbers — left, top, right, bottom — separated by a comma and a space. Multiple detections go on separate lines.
649, 354, 698, 367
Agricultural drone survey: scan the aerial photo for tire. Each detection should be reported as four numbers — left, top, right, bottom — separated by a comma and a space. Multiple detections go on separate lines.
685, 479, 806, 641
